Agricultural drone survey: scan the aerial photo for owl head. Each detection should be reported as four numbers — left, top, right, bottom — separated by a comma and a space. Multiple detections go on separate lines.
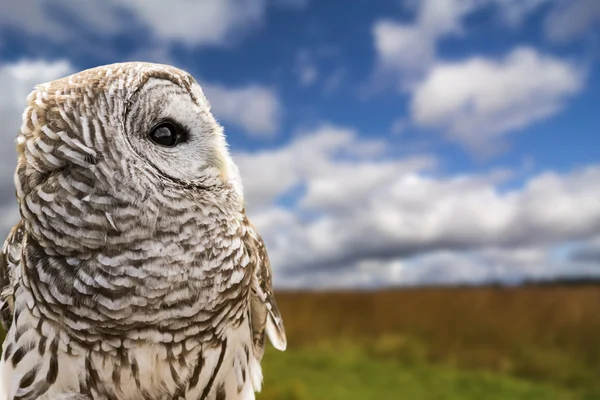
15, 62, 244, 201
14, 63, 244, 250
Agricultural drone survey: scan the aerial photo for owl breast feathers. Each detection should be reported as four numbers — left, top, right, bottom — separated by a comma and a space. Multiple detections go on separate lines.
0, 62, 286, 400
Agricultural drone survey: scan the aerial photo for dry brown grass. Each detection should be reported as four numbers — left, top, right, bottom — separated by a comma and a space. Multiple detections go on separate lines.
274, 285, 600, 389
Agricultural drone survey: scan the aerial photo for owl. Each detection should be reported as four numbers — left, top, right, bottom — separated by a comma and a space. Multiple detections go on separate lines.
0, 62, 286, 400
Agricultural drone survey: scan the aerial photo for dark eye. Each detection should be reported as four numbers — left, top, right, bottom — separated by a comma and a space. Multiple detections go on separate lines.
149, 121, 183, 147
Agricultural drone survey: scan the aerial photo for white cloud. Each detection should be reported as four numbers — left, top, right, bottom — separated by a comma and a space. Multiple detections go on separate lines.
234, 125, 375, 207
233, 124, 422, 209
120, 0, 266, 46
275, 245, 600, 289
0, 0, 125, 43
273, 166, 599, 273
370, 0, 573, 154
372, 0, 482, 88
371, 0, 555, 90
373, 19, 435, 80
410, 47, 583, 153
204, 83, 282, 136
358, 246, 599, 289
0, 59, 74, 237
0, 0, 268, 47
544, 0, 600, 43
234, 124, 600, 287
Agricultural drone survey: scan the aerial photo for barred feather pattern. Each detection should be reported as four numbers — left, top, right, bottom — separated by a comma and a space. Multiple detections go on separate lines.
0, 63, 286, 400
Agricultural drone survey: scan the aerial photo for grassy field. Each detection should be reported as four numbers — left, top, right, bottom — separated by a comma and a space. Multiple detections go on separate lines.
259, 345, 592, 399
258, 285, 600, 399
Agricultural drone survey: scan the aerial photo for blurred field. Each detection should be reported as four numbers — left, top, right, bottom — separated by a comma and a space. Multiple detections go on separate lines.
259, 285, 600, 399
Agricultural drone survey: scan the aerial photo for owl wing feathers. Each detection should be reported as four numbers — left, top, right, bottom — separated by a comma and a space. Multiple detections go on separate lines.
0, 221, 24, 332
245, 222, 287, 358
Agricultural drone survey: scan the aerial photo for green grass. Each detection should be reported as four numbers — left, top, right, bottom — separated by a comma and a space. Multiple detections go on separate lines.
259, 344, 598, 400
274, 287, 600, 394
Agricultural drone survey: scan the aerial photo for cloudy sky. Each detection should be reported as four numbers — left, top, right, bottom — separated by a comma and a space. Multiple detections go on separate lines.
0, 0, 599, 288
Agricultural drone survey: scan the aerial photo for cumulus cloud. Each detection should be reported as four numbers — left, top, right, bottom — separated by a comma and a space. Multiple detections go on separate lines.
370, 1, 581, 155
372, 0, 476, 87
0, 0, 126, 43
276, 245, 600, 289
204, 83, 282, 136
119, 0, 266, 46
544, 0, 600, 43
371, 0, 549, 87
372, 0, 553, 86
0, 0, 268, 47
234, 124, 425, 209
324, 246, 600, 289
410, 47, 583, 153
0, 59, 74, 236
234, 124, 600, 287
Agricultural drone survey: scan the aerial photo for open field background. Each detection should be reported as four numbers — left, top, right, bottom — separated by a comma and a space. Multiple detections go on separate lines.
259, 284, 600, 399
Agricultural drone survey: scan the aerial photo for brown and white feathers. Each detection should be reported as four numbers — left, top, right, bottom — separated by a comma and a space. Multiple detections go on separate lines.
0, 62, 286, 400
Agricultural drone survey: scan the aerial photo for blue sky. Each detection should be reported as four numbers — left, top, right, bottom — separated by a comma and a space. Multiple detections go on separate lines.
0, 0, 599, 288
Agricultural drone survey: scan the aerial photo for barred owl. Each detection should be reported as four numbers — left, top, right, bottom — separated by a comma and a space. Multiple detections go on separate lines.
0, 62, 286, 400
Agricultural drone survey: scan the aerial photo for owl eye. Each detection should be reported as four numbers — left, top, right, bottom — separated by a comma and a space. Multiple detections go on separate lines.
149, 121, 185, 147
